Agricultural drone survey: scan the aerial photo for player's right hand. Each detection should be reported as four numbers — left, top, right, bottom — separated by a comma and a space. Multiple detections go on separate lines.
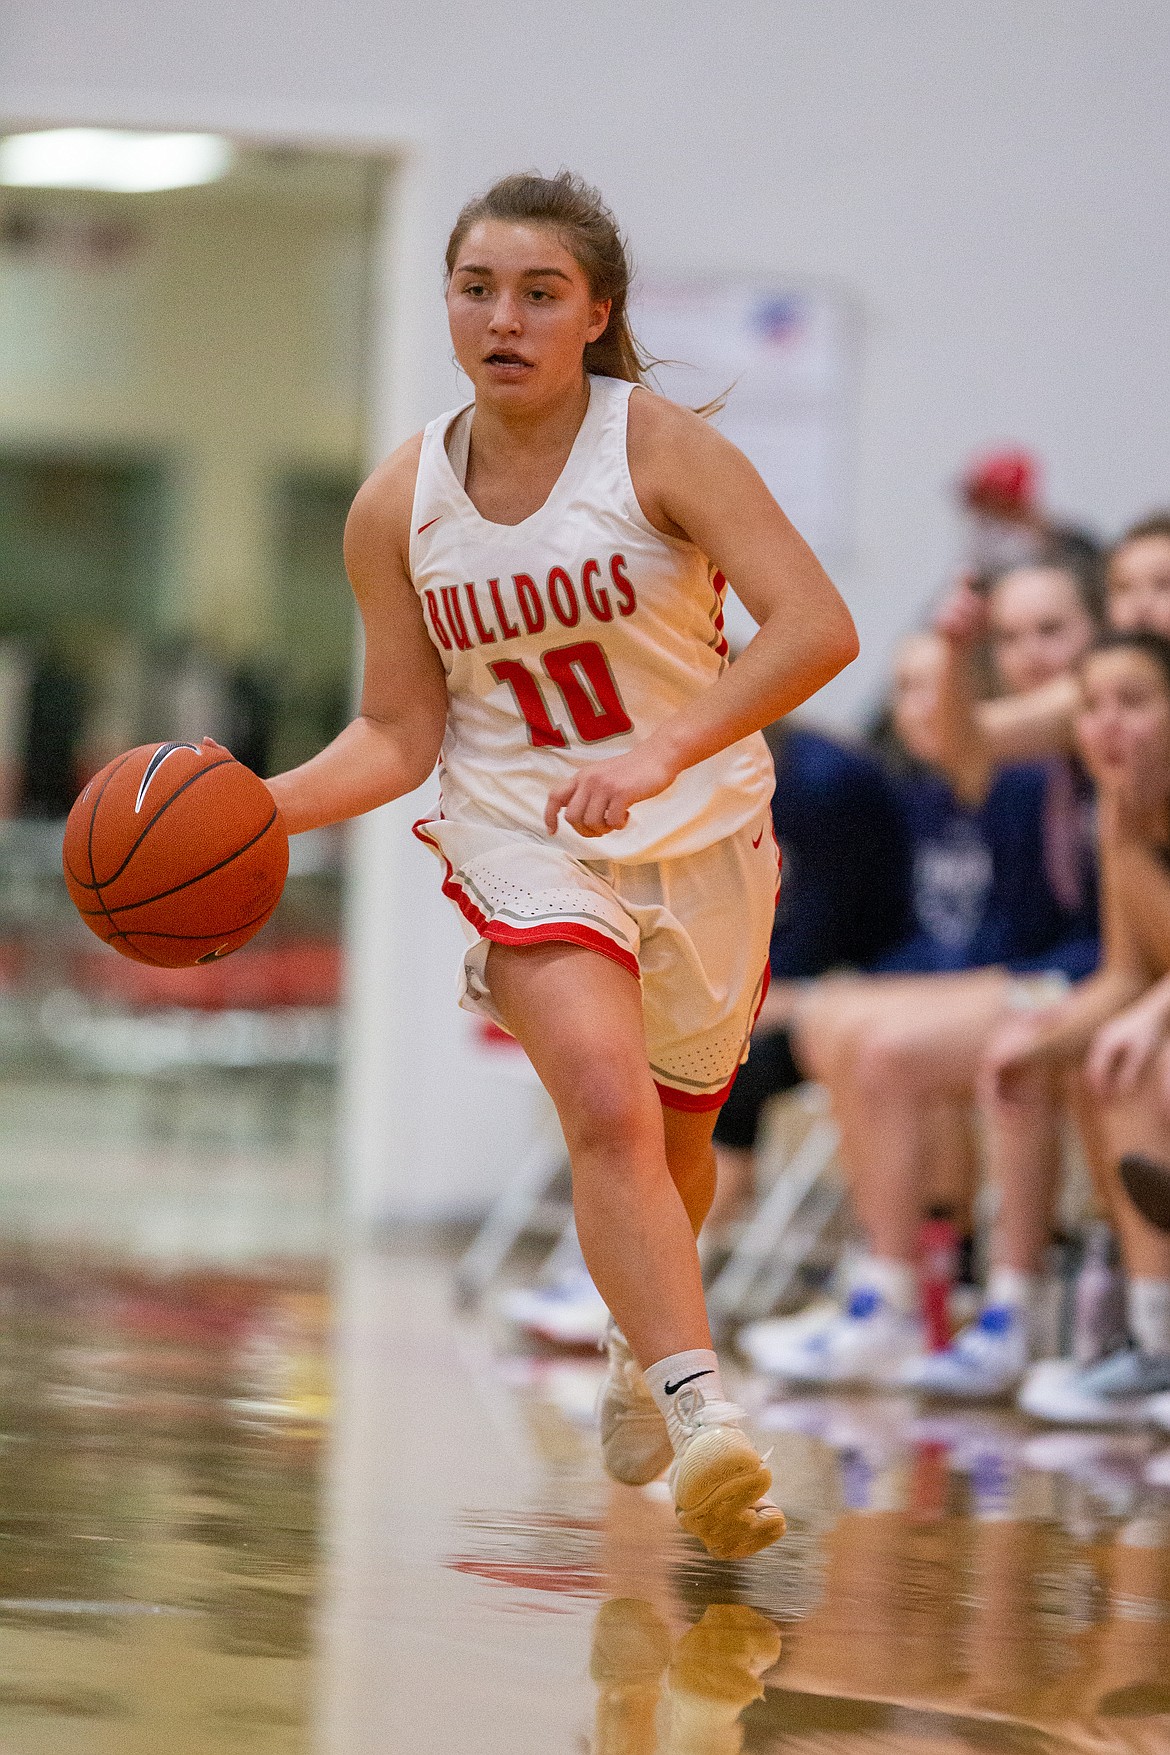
544, 742, 678, 838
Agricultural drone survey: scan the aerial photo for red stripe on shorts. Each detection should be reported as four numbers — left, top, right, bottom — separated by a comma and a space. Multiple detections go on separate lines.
654, 961, 772, 1112
412, 819, 641, 981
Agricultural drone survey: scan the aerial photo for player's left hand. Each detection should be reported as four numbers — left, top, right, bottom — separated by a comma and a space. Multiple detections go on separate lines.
544, 743, 678, 837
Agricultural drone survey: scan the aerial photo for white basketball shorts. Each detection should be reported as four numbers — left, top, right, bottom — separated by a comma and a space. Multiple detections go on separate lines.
413, 810, 780, 1110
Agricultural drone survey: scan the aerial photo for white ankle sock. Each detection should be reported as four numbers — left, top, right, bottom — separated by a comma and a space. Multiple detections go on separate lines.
643, 1350, 726, 1452
1127, 1278, 1170, 1358
854, 1256, 919, 1316
985, 1266, 1039, 1314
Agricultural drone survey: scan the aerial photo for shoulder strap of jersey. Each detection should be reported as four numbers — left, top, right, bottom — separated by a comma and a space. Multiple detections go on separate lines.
586, 375, 657, 529
409, 401, 473, 577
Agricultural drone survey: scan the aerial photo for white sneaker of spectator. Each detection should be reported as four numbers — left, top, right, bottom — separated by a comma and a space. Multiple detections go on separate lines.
1145, 1447, 1170, 1489
900, 1304, 1030, 1399
1018, 1354, 1168, 1425
499, 1266, 609, 1348
742, 1284, 925, 1388
737, 1299, 842, 1373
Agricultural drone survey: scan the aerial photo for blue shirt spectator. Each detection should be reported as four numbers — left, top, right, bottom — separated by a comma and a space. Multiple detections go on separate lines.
768, 723, 911, 979
874, 759, 1098, 978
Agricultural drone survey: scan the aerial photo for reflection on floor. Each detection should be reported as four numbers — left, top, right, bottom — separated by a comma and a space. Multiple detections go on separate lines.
3, 1244, 1170, 1752
0, 1252, 328, 1752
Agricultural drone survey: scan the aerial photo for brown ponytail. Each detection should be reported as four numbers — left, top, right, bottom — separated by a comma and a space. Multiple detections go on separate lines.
444, 170, 650, 383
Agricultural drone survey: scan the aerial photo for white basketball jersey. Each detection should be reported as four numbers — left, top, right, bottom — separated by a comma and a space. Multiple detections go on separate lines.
409, 375, 774, 863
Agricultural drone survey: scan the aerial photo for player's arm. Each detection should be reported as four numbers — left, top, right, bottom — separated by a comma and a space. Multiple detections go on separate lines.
266, 437, 448, 834
929, 578, 1079, 805
545, 394, 858, 835
1085, 972, 1170, 1100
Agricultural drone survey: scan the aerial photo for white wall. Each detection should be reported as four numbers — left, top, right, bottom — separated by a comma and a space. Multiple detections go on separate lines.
6, 1, 1170, 1220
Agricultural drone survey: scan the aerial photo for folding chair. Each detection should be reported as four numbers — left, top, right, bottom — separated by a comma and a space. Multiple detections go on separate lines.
706, 1084, 844, 1333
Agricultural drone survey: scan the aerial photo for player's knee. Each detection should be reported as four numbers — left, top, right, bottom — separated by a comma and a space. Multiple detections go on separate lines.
562, 1068, 659, 1165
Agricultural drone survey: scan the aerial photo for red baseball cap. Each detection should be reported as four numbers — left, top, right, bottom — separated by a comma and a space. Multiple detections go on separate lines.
961, 447, 1041, 512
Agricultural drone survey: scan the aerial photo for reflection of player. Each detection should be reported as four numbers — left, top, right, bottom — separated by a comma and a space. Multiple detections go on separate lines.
591, 1598, 781, 1755
264, 171, 857, 1560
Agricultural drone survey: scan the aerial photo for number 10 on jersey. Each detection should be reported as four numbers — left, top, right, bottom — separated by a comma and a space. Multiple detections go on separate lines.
490, 640, 633, 748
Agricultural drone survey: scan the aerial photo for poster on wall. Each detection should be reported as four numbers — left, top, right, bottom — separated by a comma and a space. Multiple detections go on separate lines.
630, 279, 855, 646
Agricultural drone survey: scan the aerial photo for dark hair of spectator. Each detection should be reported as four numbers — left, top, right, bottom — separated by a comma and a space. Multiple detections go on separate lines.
1082, 628, 1170, 698
1112, 512, 1170, 553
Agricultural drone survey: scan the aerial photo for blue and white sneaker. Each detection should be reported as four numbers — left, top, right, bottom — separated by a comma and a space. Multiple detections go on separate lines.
744, 1287, 925, 1388
899, 1304, 1029, 1400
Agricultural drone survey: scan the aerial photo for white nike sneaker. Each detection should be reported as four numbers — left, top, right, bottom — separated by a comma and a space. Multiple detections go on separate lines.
589, 1596, 671, 1755
899, 1304, 1030, 1399
747, 1288, 926, 1388
597, 1323, 674, 1487
500, 1268, 609, 1348
667, 1383, 785, 1561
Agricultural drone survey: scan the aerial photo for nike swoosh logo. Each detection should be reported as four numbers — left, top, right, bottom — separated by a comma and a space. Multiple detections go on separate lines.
416, 516, 441, 535
752, 828, 764, 849
134, 743, 200, 814
663, 1369, 714, 1396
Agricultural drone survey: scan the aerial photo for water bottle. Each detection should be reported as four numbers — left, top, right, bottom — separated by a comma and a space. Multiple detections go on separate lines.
920, 1207, 960, 1352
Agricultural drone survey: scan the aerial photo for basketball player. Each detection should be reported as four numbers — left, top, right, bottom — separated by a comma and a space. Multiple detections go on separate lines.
266, 172, 857, 1560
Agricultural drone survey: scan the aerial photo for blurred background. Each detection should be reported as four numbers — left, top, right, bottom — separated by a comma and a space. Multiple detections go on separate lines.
0, 144, 373, 1257
1, 10, 1170, 1749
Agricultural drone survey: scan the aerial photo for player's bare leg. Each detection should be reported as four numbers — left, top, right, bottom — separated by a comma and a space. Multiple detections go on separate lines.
662, 1106, 720, 1239
486, 939, 709, 1361
486, 940, 783, 1558
596, 1105, 723, 1487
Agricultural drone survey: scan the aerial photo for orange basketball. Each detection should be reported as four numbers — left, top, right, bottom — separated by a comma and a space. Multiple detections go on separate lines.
63, 741, 289, 967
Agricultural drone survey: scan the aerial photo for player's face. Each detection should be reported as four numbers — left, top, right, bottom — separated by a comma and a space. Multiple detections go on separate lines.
1076, 647, 1170, 805
987, 566, 1096, 695
446, 221, 611, 407
1107, 536, 1170, 640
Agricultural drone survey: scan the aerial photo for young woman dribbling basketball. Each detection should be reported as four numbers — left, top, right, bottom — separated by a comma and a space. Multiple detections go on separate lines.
266, 172, 857, 1560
